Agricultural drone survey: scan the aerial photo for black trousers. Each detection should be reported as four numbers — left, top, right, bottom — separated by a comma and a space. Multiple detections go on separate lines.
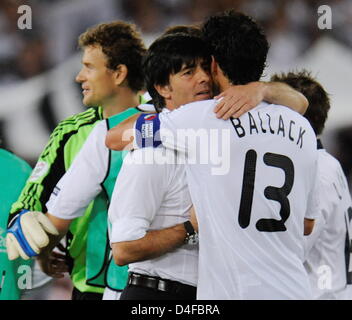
71, 287, 103, 300
120, 276, 197, 300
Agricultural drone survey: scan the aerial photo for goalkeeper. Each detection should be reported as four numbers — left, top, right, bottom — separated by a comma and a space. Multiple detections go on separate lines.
6, 21, 147, 300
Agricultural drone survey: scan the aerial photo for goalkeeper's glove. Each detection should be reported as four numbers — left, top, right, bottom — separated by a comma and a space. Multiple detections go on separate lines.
6, 210, 59, 260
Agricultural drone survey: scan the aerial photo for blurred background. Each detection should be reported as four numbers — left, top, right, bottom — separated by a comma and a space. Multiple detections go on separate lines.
1, 0, 352, 298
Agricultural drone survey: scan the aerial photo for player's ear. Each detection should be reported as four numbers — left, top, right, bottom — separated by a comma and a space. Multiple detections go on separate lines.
155, 84, 172, 100
114, 64, 128, 86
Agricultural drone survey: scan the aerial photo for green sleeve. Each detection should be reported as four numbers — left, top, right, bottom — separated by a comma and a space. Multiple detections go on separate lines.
9, 108, 102, 220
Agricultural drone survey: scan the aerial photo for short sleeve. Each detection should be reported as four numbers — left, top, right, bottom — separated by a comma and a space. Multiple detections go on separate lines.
109, 148, 168, 243
46, 121, 108, 219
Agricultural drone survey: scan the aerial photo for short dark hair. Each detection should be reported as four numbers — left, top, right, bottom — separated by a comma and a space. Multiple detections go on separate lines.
143, 33, 211, 112
78, 21, 147, 92
271, 70, 330, 135
202, 10, 269, 85
163, 24, 202, 37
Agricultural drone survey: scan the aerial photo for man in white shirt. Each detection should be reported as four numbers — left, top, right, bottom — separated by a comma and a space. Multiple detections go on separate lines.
271, 70, 352, 299
107, 11, 319, 300
108, 33, 211, 300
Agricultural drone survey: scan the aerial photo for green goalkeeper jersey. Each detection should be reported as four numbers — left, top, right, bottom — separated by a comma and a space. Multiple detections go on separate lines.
0, 148, 32, 300
9, 107, 105, 294
9, 96, 148, 295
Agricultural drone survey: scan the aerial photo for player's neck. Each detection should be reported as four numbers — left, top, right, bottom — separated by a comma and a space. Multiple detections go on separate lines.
102, 91, 140, 119
164, 100, 177, 111
217, 72, 232, 93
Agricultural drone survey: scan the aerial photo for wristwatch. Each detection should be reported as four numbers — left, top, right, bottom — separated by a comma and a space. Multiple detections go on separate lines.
183, 221, 199, 245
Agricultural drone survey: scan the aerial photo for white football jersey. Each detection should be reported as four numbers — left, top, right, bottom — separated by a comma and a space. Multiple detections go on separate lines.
153, 100, 319, 299
304, 146, 352, 299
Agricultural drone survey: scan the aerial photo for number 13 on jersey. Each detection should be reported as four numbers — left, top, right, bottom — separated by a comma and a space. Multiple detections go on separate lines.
238, 149, 295, 232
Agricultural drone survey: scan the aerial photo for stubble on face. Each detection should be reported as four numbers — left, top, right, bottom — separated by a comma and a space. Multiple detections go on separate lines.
77, 46, 116, 107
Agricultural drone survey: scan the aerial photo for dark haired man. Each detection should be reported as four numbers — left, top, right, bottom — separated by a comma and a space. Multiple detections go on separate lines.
272, 70, 352, 299
108, 11, 320, 299
6, 21, 147, 300
108, 33, 211, 300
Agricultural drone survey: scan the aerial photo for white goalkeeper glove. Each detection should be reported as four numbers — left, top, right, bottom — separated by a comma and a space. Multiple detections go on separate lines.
6, 210, 59, 260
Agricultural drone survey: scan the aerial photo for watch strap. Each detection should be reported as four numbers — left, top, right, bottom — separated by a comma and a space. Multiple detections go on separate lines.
184, 220, 195, 235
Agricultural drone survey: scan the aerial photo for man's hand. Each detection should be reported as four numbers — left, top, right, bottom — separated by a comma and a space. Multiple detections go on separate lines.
214, 82, 266, 120
37, 243, 69, 278
6, 210, 59, 260
213, 80, 308, 119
